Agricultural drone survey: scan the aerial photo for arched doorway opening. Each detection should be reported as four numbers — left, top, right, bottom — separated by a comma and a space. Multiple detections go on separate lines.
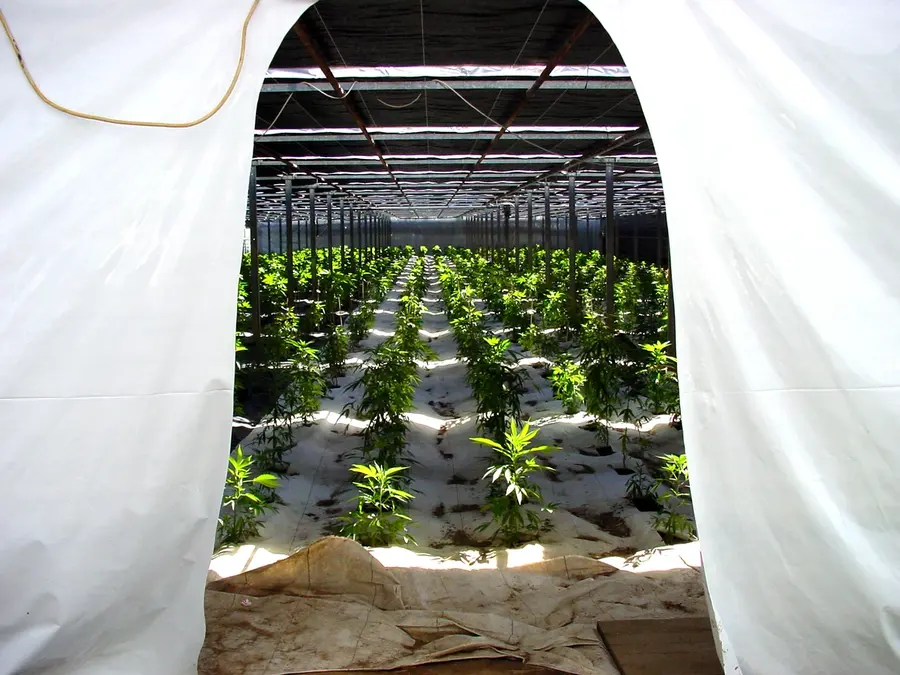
211, 2, 706, 674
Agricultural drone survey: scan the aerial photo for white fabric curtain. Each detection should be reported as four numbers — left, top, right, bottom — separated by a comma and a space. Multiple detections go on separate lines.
0, 1, 897, 673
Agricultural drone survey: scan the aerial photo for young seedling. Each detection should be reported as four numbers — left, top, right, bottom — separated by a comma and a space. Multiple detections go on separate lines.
652, 453, 696, 541
471, 419, 560, 545
339, 463, 416, 547
216, 445, 281, 550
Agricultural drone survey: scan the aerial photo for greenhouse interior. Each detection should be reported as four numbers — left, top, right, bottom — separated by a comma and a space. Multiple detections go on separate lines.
3, 2, 897, 675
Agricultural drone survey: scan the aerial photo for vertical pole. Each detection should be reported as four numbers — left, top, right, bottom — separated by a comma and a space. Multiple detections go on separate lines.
327, 193, 334, 275
584, 213, 590, 252
527, 191, 534, 271
285, 177, 295, 308
266, 214, 271, 254
310, 187, 318, 303
632, 222, 639, 261
326, 193, 334, 318
544, 183, 552, 288
667, 268, 676, 355
340, 199, 346, 272
248, 166, 261, 352
278, 216, 284, 254
514, 195, 521, 273
349, 206, 357, 287
656, 208, 663, 267
605, 161, 616, 328
568, 174, 577, 317
503, 204, 511, 270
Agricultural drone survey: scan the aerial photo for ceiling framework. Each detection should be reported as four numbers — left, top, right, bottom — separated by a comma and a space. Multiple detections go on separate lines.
252, 0, 664, 220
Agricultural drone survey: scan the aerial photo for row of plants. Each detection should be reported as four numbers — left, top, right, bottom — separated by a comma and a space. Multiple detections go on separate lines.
438, 255, 560, 545
444, 248, 693, 543
339, 253, 432, 546
217, 247, 412, 550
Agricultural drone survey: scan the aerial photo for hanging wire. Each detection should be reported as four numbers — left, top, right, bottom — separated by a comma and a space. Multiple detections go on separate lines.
375, 93, 423, 109
0, 0, 260, 127
305, 80, 358, 99
431, 79, 567, 158
260, 93, 294, 135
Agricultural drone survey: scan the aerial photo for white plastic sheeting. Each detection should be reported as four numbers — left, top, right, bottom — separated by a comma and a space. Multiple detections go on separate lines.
0, 1, 897, 674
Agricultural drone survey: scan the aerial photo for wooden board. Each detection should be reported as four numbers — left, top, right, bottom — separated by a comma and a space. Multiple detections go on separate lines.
598, 618, 724, 675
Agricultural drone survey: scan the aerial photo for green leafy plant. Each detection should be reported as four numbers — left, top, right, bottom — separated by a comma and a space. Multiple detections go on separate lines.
467, 336, 526, 441
321, 325, 350, 384
652, 453, 695, 541
625, 463, 659, 512
640, 341, 680, 423
216, 445, 281, 550
339, 463, 416, 546
548, 355, 585, 415
471, 420, 560, 545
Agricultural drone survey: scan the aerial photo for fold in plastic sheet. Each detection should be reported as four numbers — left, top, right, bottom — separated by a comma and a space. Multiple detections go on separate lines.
0, 1, 898, 674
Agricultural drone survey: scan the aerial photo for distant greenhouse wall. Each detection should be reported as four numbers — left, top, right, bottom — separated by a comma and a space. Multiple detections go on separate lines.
245, 213, 670, 265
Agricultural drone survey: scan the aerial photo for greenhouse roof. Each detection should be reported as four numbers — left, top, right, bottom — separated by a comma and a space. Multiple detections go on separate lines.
252, 0, 662, 219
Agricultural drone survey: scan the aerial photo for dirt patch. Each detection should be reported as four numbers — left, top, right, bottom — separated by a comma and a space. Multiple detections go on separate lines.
570, 508, 632, 538
596, 445, 615, 456
325, 507, 343, 516
447, 474, 469, 485
450, 503, 482, 514
448, 528, 491, 548
613, 466, 635, 475
569, 463, 596, 475
433, 503, 446, 518
575, 534, 600, 542
316, 499, 337, 507
429, 400, 458, 418
525, 399, 537, 407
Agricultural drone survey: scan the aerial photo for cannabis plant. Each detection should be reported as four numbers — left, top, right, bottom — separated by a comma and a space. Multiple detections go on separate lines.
467, 336, 526, 441
548, 355, 585, 415
339, 463, 416, 547
471, 420, 559, 545
652, 453, 695, 541
639, 341, 680, 422
346, 341, 419, 466
216, 445, 281, 550
321, 326, 350, 384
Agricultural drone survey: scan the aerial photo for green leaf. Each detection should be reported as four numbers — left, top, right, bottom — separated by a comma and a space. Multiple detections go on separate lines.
252, 474, 280, 488
470, 437, 504, 450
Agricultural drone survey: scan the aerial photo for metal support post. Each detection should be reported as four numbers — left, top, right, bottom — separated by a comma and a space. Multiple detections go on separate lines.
527, 191, 534, 271
605, 161, 615, 327
656, 209, 663, 267
544, 183, 552, 287
568, 174, 577, 316
248, 166, 261, 352
514, 196, 521, 273
503, 203, 512, 270
310, 187, 318, 302
285, 177, 295, 307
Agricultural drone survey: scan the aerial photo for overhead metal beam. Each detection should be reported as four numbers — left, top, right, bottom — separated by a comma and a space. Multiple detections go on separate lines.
255, 131, 623, 143
261, 78, 634, 93
476, 128, 653, 210
254, 154, 655, 166
440, 11, 595, 216
291, 19, 417, 216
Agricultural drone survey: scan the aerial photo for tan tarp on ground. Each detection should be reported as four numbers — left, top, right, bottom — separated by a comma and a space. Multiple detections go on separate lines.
201, 537, 627, 674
